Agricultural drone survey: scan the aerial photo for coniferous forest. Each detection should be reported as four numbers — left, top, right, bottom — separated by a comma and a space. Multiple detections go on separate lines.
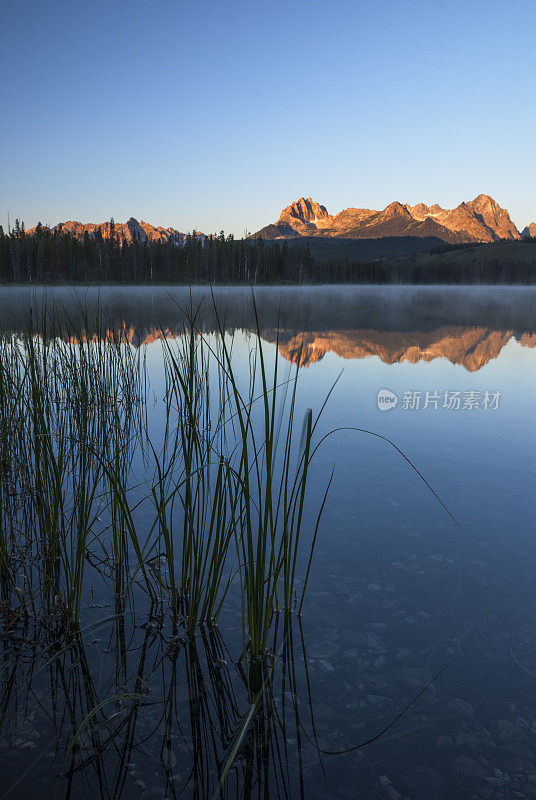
1, 220, 535, 285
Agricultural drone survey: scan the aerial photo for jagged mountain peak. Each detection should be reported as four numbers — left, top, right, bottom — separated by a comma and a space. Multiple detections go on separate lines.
279, 197, 330, 224
254, 194, 522, 244
466, 194, 519, 240
470, 193, 500, 209
409, 202, 431, 215
385, 201, 412, 215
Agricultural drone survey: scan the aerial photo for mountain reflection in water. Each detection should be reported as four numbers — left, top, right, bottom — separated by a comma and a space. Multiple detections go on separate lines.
1, 284, 535, 372
263, 327, 536, 371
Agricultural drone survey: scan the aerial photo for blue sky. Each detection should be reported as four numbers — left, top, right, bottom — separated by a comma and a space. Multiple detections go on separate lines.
1, 0, 534, 236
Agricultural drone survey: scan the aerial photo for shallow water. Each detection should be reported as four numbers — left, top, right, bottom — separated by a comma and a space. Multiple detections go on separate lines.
1, 285, 536, 800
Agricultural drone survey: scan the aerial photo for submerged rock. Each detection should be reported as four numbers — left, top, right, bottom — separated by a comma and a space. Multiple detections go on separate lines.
454, 755, 487, 779
365, 694, 392, 709
366, 632, 386, 652
339, 630, 367, 649
446, 697, 475, 717
367, 673, 397, 696
497, 719, 525, 742
316, 659, 335, 674
401, 764, 447, 797
396, 667, 432, 689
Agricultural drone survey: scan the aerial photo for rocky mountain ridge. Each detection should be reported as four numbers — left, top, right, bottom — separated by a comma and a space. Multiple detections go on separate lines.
25, 197, 532, 247
27, 217, 205, 245
253, 194, 523, 244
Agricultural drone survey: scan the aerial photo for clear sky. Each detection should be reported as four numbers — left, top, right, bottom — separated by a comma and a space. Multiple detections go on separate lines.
1, 0, 534, 236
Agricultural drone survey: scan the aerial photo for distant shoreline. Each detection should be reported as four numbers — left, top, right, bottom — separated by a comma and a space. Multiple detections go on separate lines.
3, 224, 535, 286
2, 278, 536, 287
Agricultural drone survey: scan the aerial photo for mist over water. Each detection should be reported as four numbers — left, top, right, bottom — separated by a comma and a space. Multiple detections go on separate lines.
1, 284, 536, 332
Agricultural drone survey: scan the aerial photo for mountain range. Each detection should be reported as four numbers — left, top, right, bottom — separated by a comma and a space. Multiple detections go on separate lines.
28, 217, 204, 245
26, 197, 535, 247
253, 195, 533, 244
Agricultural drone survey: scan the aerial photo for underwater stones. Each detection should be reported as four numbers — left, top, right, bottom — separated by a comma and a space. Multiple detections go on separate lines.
382, 788, 402, 800
401, 764, 447, 798
497, 719, 526, 742
396, 667, 432, 689
365, 694, 392, 709
309, 642, 340, 660
367, 673, 397, 696
454, 755, 487, 779
500, 740, 535, 764
339, 630, 367, 649
447, 697, 475, 717
366, 631, 386, 652
378, 776, 403, 800
492, 767, 511, 781
341, 648, 360, 664
484, 769, 511, 792
436, 734, 454, 748
310, 604, 346, 628
456, 728, 495, 752
316, 659, 335, 674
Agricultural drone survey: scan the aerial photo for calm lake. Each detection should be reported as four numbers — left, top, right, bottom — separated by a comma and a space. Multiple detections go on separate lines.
1, 285, 535, 800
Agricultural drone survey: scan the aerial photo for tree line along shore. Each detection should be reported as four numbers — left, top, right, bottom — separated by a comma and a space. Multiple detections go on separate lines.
1, 221, 535, 285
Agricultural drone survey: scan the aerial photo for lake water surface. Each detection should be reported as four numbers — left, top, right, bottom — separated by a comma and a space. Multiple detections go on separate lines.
1, 285, 535, 800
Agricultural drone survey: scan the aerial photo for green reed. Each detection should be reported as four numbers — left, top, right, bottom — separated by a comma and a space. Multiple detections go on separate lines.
0, 306, 147, 627
0, 295, 332, 657
204, 293, 331, 661
154, 316, 242, 634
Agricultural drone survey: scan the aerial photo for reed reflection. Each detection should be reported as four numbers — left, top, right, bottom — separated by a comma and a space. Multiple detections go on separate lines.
0, 611, 318, 799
